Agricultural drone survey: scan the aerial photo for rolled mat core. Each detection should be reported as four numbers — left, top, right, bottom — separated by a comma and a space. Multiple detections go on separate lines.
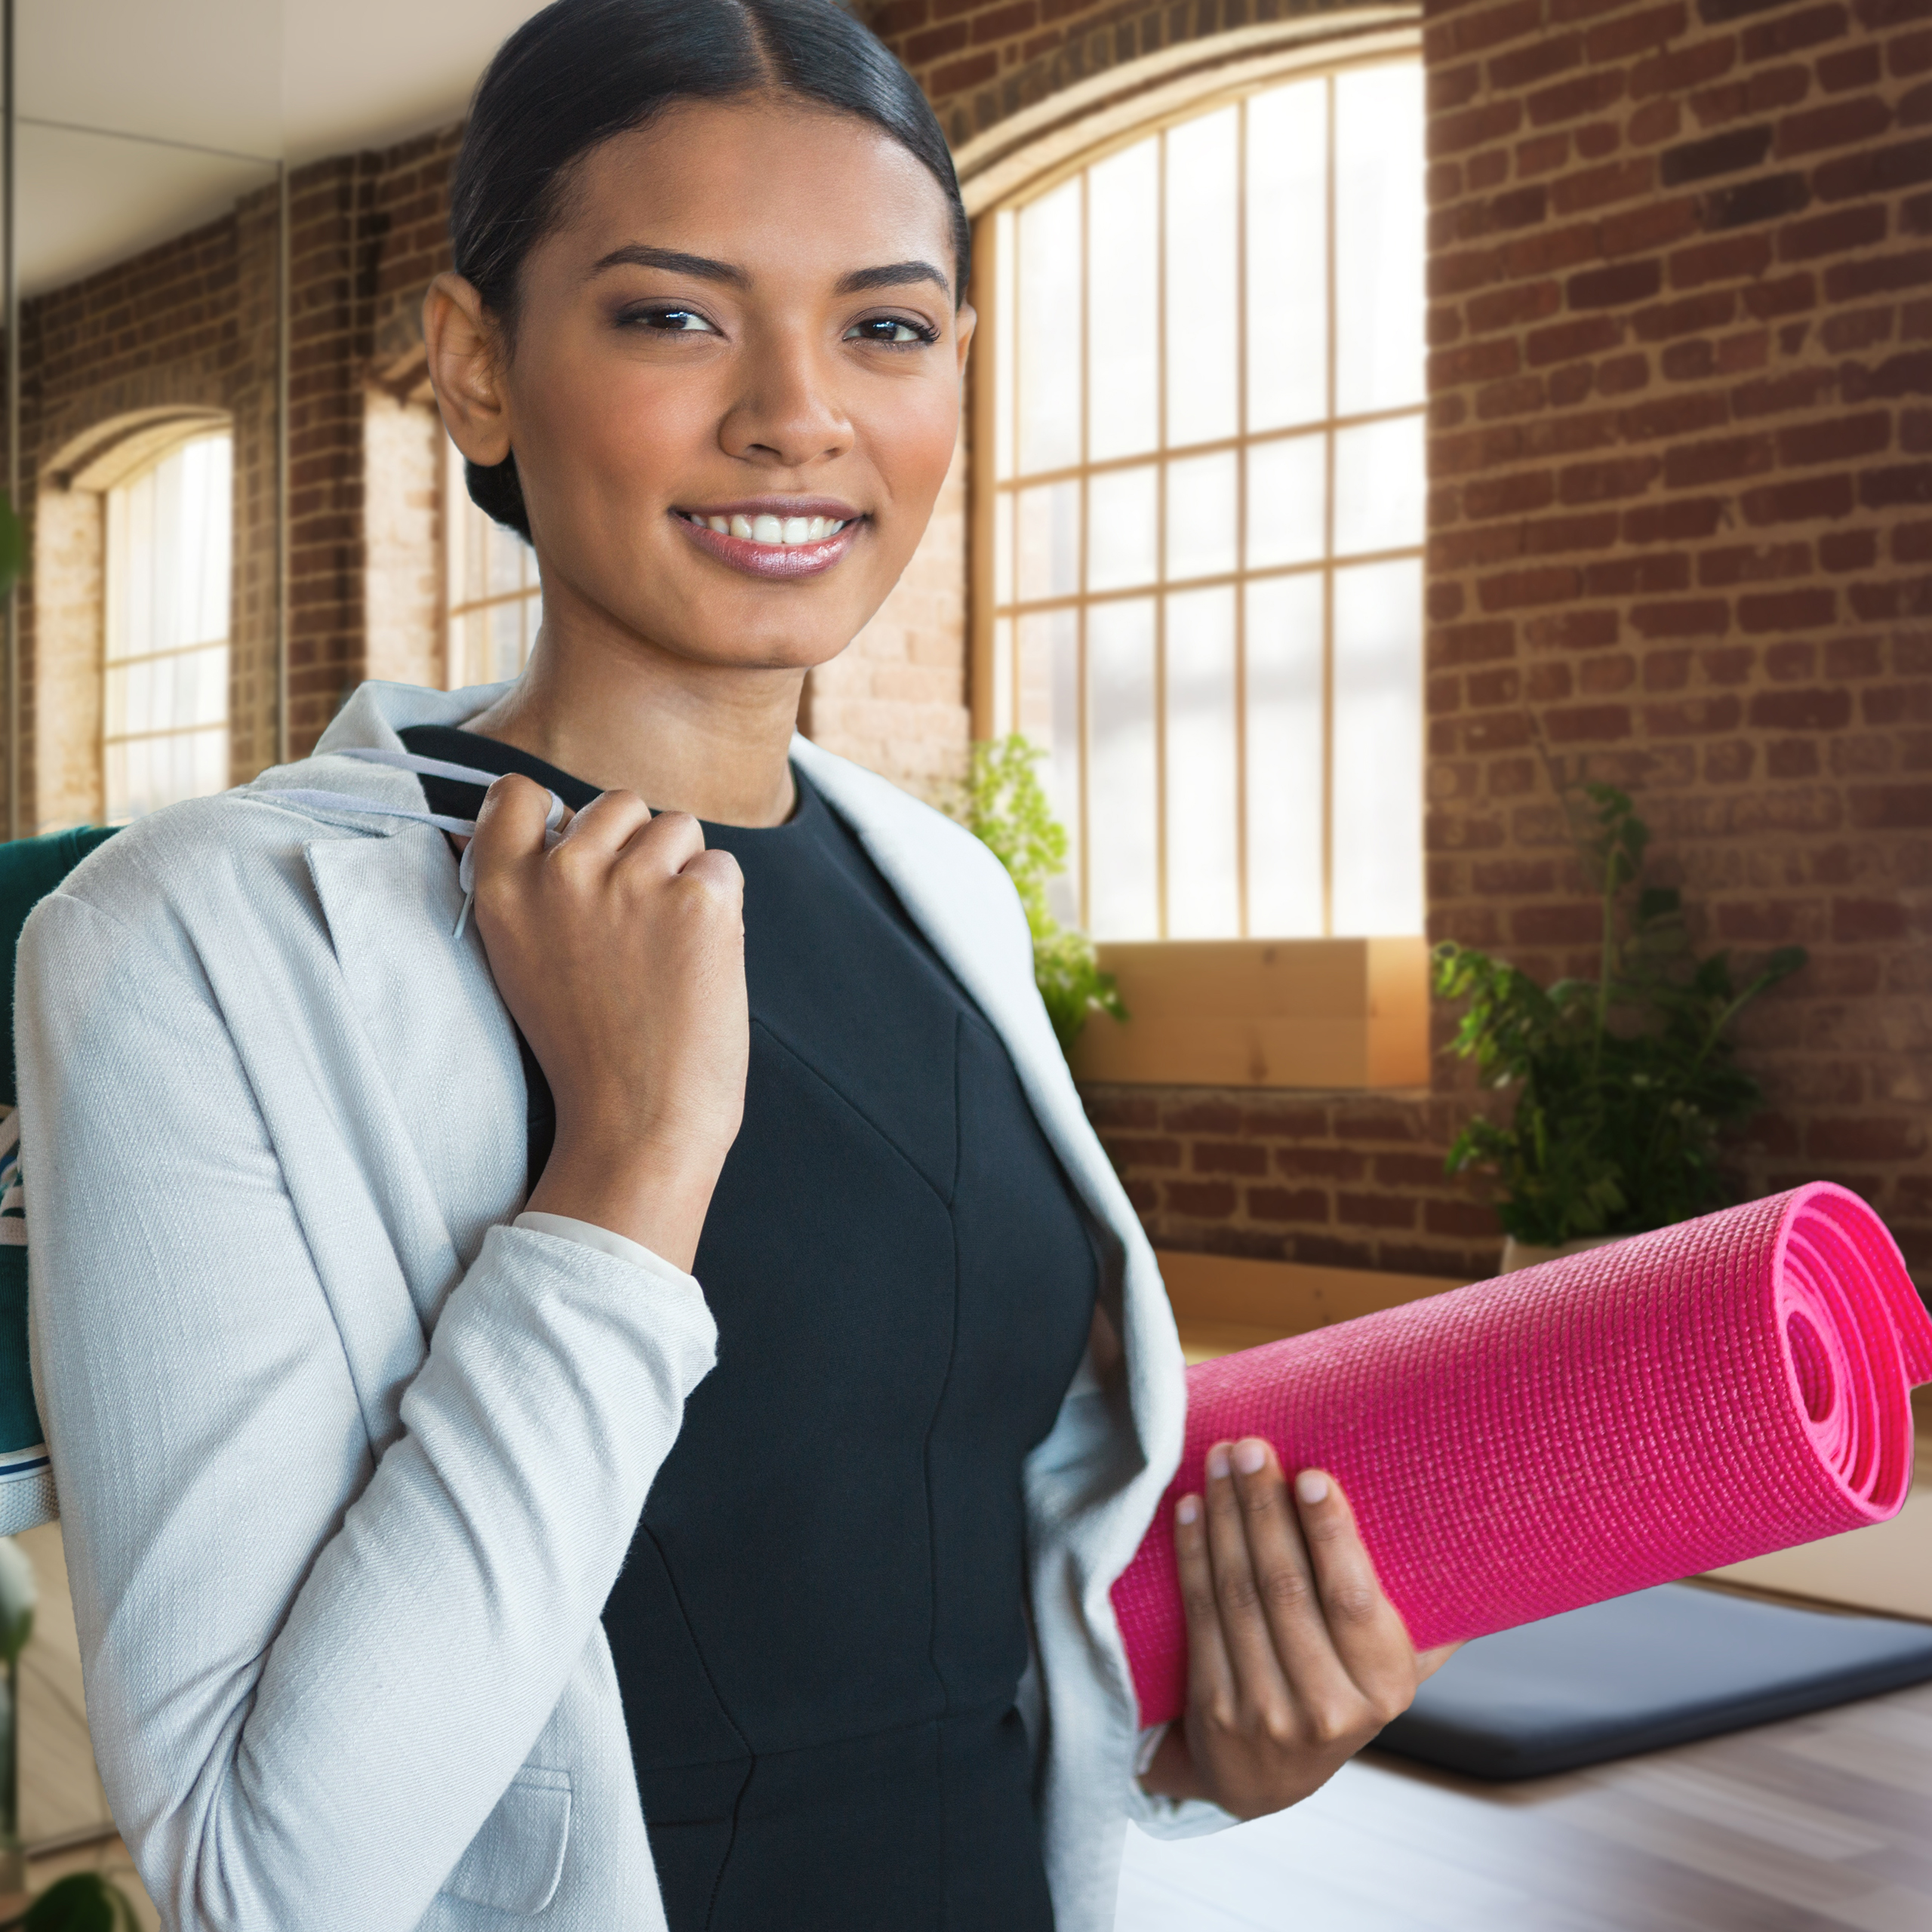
1111, 1183, 1932, 1729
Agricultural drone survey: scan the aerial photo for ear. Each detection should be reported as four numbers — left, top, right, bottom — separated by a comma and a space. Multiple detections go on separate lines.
423, 273, 512, 466
953, 300, 977, 380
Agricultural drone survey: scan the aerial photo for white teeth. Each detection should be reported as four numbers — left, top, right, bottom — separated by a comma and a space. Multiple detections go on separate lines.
692, 511, 853, 546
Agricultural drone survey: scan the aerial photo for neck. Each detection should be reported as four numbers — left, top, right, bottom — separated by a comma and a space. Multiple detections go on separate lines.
462, 592, 804, 829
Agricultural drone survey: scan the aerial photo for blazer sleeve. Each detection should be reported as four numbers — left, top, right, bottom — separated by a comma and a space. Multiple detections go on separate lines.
17, 889, 716, 1931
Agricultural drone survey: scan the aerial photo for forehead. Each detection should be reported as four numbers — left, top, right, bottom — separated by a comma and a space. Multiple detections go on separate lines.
550, 98, 955, 282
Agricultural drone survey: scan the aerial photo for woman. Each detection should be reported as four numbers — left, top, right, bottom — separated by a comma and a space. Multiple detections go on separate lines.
18, 3, 1448, 1927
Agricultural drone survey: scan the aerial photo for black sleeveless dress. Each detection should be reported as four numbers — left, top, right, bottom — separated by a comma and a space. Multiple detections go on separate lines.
402, 728, 1098, 1932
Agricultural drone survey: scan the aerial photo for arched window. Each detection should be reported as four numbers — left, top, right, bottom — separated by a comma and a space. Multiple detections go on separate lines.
976, 56, 1425, 942
103, 430, 233, 821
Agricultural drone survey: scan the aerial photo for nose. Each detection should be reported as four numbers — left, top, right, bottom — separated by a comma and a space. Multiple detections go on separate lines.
717, 327, 853, 472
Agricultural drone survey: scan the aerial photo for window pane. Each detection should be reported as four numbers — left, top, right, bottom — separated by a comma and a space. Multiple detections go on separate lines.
994, 208, 1017, 482
1332, 558, 1423, 935
1088, 464, 1158, 592
1088, 597, 1159, 939
104, 432, 233, 823
1335, 63, 1426, 417
1166, 451, 1237, 583
1017, 480, 1080, 601
1247, 78, 1328, 434
1247, 434, 1326, 571
157, 641, 229, 731
1333, 414, 1426, 556
1245, 575, 1326, 937
486, 518, 528, 599
1164, 109, 1238, 448
168, 436, 230, 649
979, 60, 1424, 946
1018, 608, 1084, 927
1164, 587, 1238, 937
109, 722, 228, 821
1017, 178, 1084, 475
1088, 137, 1159, 463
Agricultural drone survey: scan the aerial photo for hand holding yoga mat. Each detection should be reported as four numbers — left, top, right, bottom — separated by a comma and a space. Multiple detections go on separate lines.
1112, 1183, 1932, 1729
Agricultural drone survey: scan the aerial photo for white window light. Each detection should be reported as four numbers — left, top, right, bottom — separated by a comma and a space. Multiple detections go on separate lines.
983, 57, 1427, 941
103, 431, 232, 823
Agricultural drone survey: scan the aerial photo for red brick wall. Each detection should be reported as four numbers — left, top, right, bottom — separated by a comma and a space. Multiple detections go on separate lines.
275, 128, 462, 757
889, 0, 1932, 1284
11, 209, 272, 816
1425, 0, 1932, 1271
0, 127, 464, 816
6, 7, 1927, 1287
1084, 1086, 1505, 1278
872, 0, 1374, 147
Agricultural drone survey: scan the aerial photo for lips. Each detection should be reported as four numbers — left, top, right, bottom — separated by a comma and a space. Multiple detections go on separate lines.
672, 501, 863, 582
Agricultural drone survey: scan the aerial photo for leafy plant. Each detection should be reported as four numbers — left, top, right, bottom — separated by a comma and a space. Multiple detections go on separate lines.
957, 736, 1126, 1054
0, 1873, 146, 1932
0, 497, 21, 598
1433, 783, 1805, 1247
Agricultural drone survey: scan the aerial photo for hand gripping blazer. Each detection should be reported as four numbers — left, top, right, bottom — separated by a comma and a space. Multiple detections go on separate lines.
16, 679, 1226, 1932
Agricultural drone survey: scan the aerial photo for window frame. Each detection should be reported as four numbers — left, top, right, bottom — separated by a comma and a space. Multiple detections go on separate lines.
967, 42, 1428, 949
100, 425, 235, 823
443, 437, 543, 690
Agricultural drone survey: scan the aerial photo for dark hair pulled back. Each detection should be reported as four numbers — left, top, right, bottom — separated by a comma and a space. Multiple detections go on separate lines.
450, 0, 970, 541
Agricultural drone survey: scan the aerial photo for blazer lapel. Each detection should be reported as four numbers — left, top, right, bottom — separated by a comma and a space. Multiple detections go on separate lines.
306, 828, 531, 1318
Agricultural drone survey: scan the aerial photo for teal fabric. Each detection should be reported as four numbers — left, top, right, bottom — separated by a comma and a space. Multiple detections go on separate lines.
0, 1247, 32, 1454
0, 825, 117, 1454
0, 826, 117, 1108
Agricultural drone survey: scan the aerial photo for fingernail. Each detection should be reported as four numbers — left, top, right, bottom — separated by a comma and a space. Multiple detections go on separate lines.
1177, 1496, 1200, 1527
1233, 1439, 1266, 1476
1205, 1445, 1231, 1481
1296, 1469, 1331, 1506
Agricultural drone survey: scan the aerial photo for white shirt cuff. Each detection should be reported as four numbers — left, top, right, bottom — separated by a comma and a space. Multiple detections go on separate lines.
512, 1211, 699, 1293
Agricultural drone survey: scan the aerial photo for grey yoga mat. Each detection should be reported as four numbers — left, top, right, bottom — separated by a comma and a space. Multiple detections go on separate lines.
1374, 1581, 1932, 1780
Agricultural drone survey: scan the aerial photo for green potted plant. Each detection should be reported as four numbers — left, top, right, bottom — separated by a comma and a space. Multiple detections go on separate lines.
956, 736, 1125, 1054
1432, 783, 1805, 1269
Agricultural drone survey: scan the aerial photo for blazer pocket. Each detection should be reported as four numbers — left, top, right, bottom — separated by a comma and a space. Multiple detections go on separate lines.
439, 1766, 573, 1918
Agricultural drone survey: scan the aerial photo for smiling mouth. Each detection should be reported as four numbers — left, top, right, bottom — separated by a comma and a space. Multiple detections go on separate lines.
676, 510, 852, 547
672, 506, 862, 580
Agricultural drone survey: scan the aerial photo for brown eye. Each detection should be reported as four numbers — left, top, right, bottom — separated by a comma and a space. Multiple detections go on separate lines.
846, 317, 937, 346
629, 306, 716, 334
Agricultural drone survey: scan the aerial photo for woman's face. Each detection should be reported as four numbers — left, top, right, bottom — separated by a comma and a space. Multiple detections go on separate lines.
445, 97, 972, 675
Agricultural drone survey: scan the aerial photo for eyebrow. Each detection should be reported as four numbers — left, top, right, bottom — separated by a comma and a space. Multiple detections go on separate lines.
834, 260, 951, 297
591, 244, 746, 285
589, 245, 951, 300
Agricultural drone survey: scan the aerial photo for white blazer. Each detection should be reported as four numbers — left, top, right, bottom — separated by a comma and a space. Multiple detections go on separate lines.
18, 679, 1221, 1932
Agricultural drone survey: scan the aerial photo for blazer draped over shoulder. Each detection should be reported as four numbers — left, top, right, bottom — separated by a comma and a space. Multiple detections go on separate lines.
17, 678, 1223, 1932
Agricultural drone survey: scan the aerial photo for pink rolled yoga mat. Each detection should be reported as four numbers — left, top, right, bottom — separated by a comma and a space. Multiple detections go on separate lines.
1112, 1183, 1932, 1729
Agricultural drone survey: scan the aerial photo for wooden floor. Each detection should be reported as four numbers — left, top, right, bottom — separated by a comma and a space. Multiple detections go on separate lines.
1116, 1682, 1932, 1931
